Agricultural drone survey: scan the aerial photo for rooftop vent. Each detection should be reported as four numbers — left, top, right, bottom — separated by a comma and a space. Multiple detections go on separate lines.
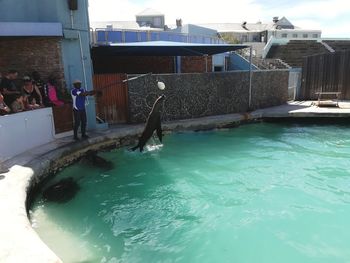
273, 16, 279, 23
176, 19, 182, 28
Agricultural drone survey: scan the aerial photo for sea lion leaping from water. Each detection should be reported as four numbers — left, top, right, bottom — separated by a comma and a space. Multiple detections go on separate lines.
132, 95, 165, 152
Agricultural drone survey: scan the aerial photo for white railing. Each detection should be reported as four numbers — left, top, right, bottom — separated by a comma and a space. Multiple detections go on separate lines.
0, 108, 55, 160
262, 36, 275, 59
90, 28, 226, 45
320, 41, 335, 53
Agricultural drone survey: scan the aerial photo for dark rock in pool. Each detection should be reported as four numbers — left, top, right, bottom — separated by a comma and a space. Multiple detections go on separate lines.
43, 177, 80, 203
79, 150, 114, 171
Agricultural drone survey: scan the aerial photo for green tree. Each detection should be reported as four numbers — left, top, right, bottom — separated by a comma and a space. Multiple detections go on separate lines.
220, 33, 240, 44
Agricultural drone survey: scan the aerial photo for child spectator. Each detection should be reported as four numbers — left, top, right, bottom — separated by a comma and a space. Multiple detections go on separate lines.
22, 76, 43, 107
46, 75, 64, 106
11, 94, 25, 113
0, 70, 20, 106
0, 91, 11, 115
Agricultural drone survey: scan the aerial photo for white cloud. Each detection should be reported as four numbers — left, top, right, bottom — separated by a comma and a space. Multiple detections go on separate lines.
88, 0, 350, 37
322, 22, 350, 38
88, 0, 141, 21
282, 0, 350, 20
88, 0, 265, 23
146, 0, 264, 25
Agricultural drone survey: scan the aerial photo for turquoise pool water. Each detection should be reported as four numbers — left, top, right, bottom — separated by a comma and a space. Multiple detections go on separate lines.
31, 123, 350, 263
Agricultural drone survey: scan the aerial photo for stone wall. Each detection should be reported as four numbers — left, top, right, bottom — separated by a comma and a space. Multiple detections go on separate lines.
127, 70, 289, 123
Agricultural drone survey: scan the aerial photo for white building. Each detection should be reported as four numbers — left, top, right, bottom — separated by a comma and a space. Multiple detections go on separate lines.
199, 16, 322, 43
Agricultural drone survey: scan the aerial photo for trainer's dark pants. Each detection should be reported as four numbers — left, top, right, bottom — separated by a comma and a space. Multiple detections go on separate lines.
73, 109, 87, 138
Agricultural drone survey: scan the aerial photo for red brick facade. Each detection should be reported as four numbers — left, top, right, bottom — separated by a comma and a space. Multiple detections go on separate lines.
92, 55, 213, 74
0, 37, 64, 83
181, 56, 213, 73
93, 56, 175, 74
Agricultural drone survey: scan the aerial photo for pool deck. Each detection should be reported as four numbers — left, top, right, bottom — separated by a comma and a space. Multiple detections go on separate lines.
1, 100, 350, 262
258, 100, 350, 118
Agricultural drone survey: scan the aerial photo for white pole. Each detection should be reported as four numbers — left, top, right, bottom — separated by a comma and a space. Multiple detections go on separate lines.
248, 46, 253, 110
205, 54, 208, 72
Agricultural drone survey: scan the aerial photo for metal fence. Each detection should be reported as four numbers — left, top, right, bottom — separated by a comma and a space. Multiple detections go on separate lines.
91, 28, 226, 45
298, 50, 350, 100
288, 68, 302, 100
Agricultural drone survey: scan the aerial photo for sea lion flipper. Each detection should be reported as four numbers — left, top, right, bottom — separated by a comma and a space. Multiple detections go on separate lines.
156, 118, 162, 142
131, 144, 139, 151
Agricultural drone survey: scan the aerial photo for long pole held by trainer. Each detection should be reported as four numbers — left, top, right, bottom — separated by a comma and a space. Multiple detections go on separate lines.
98, 72, 152, 91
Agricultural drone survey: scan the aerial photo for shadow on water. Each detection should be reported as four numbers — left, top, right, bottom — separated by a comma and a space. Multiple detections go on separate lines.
264, 117, 350, 126
30, 144, 200, 262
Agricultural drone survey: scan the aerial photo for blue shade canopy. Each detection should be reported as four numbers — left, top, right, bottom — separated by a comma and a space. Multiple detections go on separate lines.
92, 41, 249, 56
0, 22, 63, 36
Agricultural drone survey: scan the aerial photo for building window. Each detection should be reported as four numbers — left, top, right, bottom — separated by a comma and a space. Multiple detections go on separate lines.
292, 34, 298, 38
214, 66, 223, 72
281, 33, 288, 38
153, 17, 162, 27
253, 35, 259, 42
303, 34, 308, 38
312, 34, 318, 38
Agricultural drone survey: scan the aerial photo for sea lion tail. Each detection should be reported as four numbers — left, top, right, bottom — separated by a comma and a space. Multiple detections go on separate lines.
131, 145, 139, 151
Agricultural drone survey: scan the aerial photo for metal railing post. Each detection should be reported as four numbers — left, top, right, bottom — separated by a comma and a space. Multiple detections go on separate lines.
248, 46, 253, 110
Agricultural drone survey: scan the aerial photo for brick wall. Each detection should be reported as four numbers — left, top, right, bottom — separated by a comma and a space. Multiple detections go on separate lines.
0, 37, 64, 83
181, 56, 213, 73
93, 56, 175, 74
92, 55, 213, 74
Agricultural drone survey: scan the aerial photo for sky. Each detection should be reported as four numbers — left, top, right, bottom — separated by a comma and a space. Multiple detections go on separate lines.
88, 0, 350, 38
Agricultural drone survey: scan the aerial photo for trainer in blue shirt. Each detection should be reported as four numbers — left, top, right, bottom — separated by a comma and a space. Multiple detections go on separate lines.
70, 79, 99, 140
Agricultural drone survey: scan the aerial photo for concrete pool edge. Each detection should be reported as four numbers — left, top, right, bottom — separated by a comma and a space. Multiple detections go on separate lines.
0, 112, 260, 263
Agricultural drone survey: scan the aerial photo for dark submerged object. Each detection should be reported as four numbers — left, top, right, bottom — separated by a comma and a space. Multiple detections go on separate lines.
132, 95, 165, 152
43, 177, 80, 203
79, 150, 114, 170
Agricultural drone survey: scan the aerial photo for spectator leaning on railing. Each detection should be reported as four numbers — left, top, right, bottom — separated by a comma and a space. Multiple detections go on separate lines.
0, 91, 11, 115
31, 71, 48, 106
46, 75, 64, 107
22, 75, 43, 108
10, 94, 25, 113
0, 70, 20, 107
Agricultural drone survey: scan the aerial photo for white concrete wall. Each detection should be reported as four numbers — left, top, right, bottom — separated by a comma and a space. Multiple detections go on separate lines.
212, 54, 226, 70
0, 108, 55, 161
267, 29, 322, 41
245, 42, 266, 57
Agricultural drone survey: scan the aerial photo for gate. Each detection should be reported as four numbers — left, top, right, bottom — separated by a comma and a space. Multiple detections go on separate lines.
298, 50, 350, 100
93, 73, 129, 124
288, 69, 302, 100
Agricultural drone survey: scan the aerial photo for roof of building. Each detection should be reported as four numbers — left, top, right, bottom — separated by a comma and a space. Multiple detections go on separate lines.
197, 17, 309, 33
136, 8, 164, 17
0, 22, 63, 36
92, 41, 248, 56
171, 24, 218, 37
90, 21, 163, 31
274, 17, 294, 29
197, 22, 272, 33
